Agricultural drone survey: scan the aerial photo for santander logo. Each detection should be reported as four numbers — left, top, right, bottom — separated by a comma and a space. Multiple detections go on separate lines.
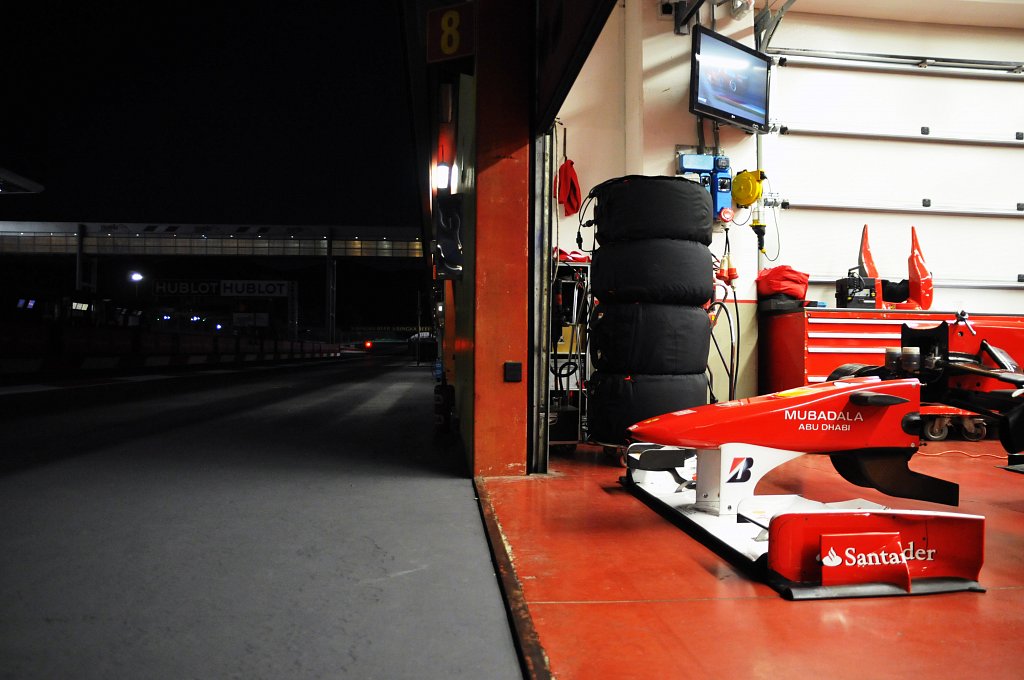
822, 547, 842, 567
820, 541, 937, 568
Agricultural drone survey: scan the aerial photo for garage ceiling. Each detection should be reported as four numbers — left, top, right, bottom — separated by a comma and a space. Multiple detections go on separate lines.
760, 0, 1024, 30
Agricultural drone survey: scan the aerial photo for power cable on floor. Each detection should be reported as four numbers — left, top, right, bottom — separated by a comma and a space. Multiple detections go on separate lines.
918, 448, 1006, 459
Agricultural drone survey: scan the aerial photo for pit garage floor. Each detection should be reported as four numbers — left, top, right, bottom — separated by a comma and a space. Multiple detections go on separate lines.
477, 439, 1024, 679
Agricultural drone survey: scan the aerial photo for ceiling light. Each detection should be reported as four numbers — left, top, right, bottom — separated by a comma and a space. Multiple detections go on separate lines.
433, 163, 451, 191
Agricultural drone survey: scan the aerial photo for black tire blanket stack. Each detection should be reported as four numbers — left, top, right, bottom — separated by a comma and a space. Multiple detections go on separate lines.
587, 175, 714, 443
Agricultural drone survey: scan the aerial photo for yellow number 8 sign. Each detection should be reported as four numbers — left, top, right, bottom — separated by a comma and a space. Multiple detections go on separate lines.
427, 2, 475, 63
440, 10, 460, 54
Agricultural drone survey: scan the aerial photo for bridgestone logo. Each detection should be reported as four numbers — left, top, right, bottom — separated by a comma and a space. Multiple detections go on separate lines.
726, 457, 753, 483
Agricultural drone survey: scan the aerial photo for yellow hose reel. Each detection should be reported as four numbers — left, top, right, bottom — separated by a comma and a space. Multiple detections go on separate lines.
732, 169, 765, 208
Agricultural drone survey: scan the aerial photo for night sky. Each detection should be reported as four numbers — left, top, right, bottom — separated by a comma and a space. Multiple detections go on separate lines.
0, 2, 422, 228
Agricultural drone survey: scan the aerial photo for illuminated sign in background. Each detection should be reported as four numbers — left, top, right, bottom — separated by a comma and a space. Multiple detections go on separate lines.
154, 280, 291, 297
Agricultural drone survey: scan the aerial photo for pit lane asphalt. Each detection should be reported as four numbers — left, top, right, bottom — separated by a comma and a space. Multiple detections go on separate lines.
0, 356, 522, 679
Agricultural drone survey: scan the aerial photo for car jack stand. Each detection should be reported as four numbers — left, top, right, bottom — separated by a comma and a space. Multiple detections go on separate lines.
623, 442, 985, 600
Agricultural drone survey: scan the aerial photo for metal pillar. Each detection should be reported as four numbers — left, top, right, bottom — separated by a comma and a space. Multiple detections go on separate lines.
325, 247, 337, 343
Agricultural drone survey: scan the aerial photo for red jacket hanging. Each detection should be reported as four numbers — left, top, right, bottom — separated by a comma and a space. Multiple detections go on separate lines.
557, 158, 581, 217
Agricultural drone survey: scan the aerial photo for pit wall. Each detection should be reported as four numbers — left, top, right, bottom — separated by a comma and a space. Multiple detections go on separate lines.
555, 2, 1024, 399
0, 319, 348, 377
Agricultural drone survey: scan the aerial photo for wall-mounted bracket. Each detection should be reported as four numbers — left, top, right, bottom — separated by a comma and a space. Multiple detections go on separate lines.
673, 0, 706, 35
754, 0, 796, 49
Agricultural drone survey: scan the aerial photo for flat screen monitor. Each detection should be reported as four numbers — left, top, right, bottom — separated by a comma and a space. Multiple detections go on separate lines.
689, 25, 771, 133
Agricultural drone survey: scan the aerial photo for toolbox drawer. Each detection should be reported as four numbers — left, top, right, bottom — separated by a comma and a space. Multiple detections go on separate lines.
759, 308, 1024, 394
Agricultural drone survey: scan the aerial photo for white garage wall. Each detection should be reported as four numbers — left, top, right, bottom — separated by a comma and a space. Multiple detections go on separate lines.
764, 12, 1024, 312
556, 2, 763, 397
552, 5, 626, 254
554, 1, 1024, 397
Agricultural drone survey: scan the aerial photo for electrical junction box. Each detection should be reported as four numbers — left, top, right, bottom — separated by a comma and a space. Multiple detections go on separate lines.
678, 153, 733, 221
503, 361, 523, 382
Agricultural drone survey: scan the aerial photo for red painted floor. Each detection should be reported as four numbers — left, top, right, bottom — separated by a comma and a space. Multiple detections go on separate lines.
478, 440, 1024, 680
